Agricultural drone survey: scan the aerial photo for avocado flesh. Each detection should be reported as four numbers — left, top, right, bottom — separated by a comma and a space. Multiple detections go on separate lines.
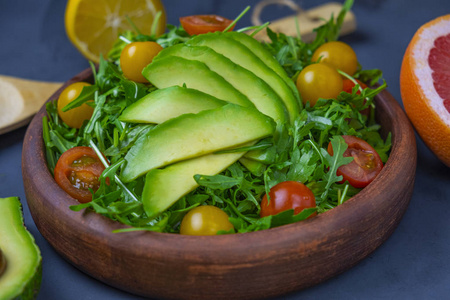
188, 32, 299, 124
121, 104, 276, 182
224, 31, 301, 104
119, 89, 264, 184
143, 151, 247, 218
0, 197, 42, 300
142, 56, 254, 108
154, 44, 288, 125
119, 86, 227, 124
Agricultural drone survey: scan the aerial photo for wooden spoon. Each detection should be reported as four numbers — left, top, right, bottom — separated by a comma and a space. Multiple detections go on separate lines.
251, 1, 356, 42
0, 75, 61, 135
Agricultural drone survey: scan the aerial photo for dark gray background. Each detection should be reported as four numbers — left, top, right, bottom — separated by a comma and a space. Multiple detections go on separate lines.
1, 0, 450, 299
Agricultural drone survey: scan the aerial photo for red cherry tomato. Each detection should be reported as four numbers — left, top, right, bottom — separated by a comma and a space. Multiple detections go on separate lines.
260, 181, 316, 218
327, 135, 383, 188
342, 79, 370, 116
179, 15, 235, 36
54, 146, 106, 203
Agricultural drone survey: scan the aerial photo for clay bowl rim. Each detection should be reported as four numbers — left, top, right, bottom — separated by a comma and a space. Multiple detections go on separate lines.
22, 67, 417, 297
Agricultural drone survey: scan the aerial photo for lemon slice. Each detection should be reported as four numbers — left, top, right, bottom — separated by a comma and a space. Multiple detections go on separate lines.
65, 0, 166, 63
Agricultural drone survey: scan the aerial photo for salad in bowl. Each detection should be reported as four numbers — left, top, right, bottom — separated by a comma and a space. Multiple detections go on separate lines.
42, 2, 390, 235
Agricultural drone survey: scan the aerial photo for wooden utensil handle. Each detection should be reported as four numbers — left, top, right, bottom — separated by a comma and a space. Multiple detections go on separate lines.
251, 1, 357, 42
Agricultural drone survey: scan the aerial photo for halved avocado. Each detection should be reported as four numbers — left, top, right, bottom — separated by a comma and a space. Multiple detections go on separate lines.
0, 197, 42, 300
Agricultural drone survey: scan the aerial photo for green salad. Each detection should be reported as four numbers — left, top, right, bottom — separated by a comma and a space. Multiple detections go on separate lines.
43, 0, 391, 234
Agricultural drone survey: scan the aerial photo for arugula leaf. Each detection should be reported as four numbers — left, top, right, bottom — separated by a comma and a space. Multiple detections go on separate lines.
320, 136, 353, 200
61, 85, 98, 112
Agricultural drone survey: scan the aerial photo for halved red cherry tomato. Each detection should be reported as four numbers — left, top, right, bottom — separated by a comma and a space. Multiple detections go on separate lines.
327, 135, 383, 188
54, 146, 106, 203
343, 79, 370, 116
260, 181, 316, 218
179, 15, 235, 36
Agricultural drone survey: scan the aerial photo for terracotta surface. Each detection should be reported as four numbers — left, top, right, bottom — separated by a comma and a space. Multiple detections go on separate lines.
22, 69, 416, 300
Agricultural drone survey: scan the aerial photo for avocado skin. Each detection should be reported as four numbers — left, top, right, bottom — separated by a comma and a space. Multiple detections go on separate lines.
121, 104, 276, 183
0, 197, 42, 300
154, 43, 288, 125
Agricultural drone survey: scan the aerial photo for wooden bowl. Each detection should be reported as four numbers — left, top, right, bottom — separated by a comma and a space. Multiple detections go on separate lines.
22, 68, 417, 300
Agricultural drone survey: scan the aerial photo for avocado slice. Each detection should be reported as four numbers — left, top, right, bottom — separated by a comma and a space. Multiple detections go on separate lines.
224, 31, 301, 104
154, 44, 288, 125
143, 151, 246, 218
188, 32, 300, 124
119, 86, 227, 124
0, 197, 42, 300
142, 56, 254, 108
121, 104, 276, 182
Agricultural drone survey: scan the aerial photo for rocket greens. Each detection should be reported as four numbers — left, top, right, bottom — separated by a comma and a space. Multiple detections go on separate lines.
42, 0, 391, 233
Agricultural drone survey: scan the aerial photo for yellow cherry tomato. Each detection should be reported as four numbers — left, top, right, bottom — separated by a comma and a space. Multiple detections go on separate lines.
57, 82, 94, 128
296, 63, 343, 106
120, 41, 163, 83
311, 41, 358, 76
180, 205, 234, 235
